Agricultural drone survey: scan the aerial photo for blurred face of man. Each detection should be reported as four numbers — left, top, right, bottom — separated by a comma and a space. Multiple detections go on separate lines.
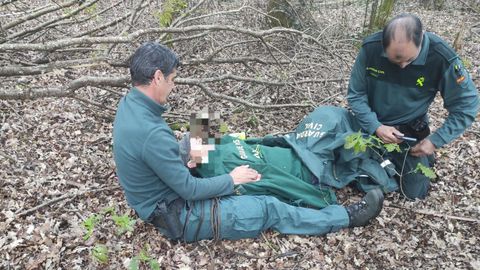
385, 29, 421, 69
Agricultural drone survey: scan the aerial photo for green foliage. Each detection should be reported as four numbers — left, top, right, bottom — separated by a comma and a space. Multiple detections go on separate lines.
84, 3, 98, 16
129, 245, 160, 270
344, 131, 437, 180
219, 122, 229, 134
414, 163, 437, 180
101, 206, 116, 215
153, 0, 188, 27
461, 57, 472, 69
384, 142, 401, 153
344, 131, 369, 153
170, 122, 189, 131
82, 214, 101, 240
247, 115, 259, 127
112, 214, 136, 235
364, 0, 396, 35
92, 244, 109, 264
344, 131, 401, 154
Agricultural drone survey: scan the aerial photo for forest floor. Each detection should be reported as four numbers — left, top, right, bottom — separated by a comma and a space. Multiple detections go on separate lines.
1, 1, 479, 269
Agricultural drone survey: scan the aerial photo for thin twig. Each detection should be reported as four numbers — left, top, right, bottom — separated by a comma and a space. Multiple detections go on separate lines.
15, 186, 121, 217
386, 205, 479, 223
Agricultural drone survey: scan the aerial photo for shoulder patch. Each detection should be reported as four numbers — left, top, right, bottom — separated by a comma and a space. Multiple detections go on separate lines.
453, 62, 468, 86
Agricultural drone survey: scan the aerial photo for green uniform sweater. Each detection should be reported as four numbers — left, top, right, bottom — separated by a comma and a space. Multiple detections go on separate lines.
194, 135, 337, 209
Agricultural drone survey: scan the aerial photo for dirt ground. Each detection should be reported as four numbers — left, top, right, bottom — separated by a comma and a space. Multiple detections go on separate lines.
1, 0, 479, 269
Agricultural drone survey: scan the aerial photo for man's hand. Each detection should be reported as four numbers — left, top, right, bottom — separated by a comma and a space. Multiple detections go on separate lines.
410, 138, 436, 157
375, 125, 403, 144
230, 165, 261, 185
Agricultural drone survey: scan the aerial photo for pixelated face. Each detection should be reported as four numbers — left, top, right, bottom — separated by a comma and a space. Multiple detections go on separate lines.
189, 137, 215, 166
187, 108, 223, 167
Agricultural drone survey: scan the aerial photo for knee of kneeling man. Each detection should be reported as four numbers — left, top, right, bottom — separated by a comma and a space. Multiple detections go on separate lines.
403, 181, 430, 200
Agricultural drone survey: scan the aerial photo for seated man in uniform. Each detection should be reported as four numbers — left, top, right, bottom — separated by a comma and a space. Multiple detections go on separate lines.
113, 42, 384, 242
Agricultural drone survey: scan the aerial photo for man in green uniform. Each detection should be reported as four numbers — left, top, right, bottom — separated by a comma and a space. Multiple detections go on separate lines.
113, 42, 384, 242
347, 13, 479, 199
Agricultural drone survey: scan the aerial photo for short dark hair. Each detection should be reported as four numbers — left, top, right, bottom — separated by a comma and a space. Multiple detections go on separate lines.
382, 13, 423, 49
129, 42, 179, 86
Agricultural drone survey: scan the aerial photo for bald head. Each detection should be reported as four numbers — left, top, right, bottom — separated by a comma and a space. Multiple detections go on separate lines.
382, 13, 423, 49
382, 14, 423, 68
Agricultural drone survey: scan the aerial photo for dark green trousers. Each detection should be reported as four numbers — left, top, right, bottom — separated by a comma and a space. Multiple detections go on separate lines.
387, 143, 432, 200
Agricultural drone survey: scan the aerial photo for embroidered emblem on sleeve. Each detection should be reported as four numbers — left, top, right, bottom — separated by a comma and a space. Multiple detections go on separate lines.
454, 64, 466, 84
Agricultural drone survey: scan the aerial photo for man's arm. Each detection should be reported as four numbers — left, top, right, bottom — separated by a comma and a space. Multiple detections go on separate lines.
347, 48, 383, 135
428, 58, 479, 148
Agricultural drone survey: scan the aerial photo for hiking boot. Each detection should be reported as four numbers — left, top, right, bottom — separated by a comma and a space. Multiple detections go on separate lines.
346, 189, 384, 228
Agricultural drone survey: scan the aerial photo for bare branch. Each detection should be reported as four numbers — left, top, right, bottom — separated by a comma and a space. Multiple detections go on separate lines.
51, 0, 123, 29
0, 75, 129, 100
0, 25, 313, 52
15, 185, 121, 218
0, 57, 109, 76
177, 80, 313, 110
158, 0, 208, 41
1, 0, 78, 31
6, 0, 100, 41
178, 74, 346, 86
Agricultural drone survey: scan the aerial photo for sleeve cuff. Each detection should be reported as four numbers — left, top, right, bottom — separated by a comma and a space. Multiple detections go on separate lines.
367, 121, 382, 135
427, 133, 447, 148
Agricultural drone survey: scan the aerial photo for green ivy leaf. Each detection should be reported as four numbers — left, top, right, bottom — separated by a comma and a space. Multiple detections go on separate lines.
414, 163, 437, 179
345, 131, 368, 153
112, 214, 136, 235
149, 259, 161, 270
92, 244, 109, 264
384, 143, 401, 153
128, 256, 140, 270
138, 247, 150, 261
82, 214, 101, 241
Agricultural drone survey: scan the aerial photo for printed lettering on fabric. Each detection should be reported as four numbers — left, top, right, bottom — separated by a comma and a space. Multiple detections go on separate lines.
366, 66, 385, 78
296, 122, 326, 139
233, 139, 248, 159
252, 145, 262, 159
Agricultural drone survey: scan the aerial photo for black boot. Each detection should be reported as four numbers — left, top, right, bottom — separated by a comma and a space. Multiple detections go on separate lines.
346, 189, 384, 228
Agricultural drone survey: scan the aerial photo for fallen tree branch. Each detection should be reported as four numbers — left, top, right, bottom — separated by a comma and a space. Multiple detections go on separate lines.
51, 0, 123, 29
179, 74, 346, 86
185, 82, 313, 109
458, 0, 480, 14
0, 24, 315, 52
0, 75, 129, 100
105, 0, 150, 53
0, 57, 109, 76
386, 205, 479, 223
74, 2, 134, 38
6, 0, 100, 41
0, 74, 345, 101
1, 0, 78, 31
15, 185, 121, 218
